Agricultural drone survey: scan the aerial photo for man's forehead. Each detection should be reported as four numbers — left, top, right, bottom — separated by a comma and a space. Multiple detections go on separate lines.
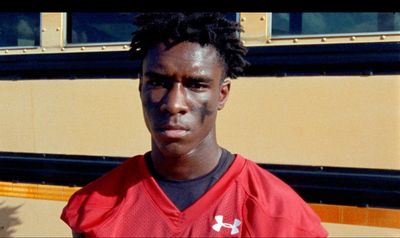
141, 42, 227, 81
146, 42, 218, 59
144, 42, 220, 67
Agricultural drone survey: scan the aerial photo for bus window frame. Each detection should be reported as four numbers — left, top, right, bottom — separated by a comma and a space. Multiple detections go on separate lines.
239, 13, 399, 47
268, 12, 400, 40
0, 12, 398, 54
0, 12, 42, 50
63, 12, 136, 47
62, 12, 241, 48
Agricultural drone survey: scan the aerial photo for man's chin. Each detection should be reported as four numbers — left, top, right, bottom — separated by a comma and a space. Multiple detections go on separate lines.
154, 141, 193, 158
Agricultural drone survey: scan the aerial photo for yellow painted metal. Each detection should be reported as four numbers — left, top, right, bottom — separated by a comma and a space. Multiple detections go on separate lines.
240, 12, 268, 46
1, 76, 399, 169
40, 13, 64, 49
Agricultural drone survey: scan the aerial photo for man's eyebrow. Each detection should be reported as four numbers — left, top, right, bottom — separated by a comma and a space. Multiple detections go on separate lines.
144, 71, 168, 78
186, 76, 213, 82
145, 71, 214, 83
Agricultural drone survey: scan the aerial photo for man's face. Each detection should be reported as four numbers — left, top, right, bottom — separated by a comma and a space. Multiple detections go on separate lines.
139, 41, 230, 157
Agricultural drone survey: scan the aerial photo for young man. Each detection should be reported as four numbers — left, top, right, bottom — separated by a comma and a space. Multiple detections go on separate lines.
61, 13, 328, 237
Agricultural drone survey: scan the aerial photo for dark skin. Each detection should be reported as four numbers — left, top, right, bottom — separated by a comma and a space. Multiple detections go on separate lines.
72, 41, 230, 237
140, 41, 231, 180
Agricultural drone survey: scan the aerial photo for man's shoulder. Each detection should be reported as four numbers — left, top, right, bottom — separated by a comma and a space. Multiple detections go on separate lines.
74, 154, 144, 198
60, 155, 146, 232
236, 155, 311, 209
235, 154, 328, 237
235, 154, 297, 198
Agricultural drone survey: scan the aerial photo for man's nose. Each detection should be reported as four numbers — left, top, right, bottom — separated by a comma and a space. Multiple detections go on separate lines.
160, 83, 189, 114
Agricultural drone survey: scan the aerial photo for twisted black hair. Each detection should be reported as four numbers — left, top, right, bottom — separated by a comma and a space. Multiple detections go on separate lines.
129, 12, 250, 79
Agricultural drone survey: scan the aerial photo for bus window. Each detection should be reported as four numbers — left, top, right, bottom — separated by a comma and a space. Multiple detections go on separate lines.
224, 12, 239, 22
66, 12, 238, 45
0, 13, 40, 48
66, 12, 138, 44
272, 13, 400, 38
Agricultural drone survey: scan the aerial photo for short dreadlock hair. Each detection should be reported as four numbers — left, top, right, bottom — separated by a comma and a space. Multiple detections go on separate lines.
129, 12, 249, 79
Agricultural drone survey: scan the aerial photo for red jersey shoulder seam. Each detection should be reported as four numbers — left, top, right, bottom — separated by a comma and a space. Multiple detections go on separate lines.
236, 174, 324, 237
238, 181, 254, 237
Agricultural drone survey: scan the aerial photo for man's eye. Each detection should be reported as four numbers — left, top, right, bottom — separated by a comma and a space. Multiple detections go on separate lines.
148, 80, 166, 87
187, 82, 207, 89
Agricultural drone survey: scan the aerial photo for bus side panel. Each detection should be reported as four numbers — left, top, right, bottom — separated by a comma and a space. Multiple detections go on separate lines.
0, 79, 150, 157
0, 75, 399, 170
218, 75, 399, 170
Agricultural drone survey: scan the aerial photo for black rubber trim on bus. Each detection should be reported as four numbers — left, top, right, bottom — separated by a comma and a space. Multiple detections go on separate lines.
245, 41, 400, 76
0, 42, 399, 79
0, 151, 399, 209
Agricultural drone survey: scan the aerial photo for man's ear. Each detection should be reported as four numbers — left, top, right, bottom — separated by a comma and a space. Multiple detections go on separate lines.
218, 78, 231, 110
138, 73, 142, 92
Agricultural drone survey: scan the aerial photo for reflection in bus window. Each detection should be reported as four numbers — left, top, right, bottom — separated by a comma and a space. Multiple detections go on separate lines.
272, 13, 400, 37
67, 12, 238, 45
66, 13, 138, 44
224, 12, 239, 22
0, 13, 40, 47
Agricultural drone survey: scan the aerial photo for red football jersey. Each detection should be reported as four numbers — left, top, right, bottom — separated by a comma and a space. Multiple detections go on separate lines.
61, 154, 328, 237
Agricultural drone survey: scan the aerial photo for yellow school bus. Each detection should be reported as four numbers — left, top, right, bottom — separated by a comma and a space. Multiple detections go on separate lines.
0, 12, 399, 237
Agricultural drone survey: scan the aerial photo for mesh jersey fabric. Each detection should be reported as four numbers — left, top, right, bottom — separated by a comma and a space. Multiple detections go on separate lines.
61, 154, 328, 237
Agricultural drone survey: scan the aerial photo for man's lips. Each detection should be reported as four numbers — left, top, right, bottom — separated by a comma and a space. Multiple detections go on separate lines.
156, 125, 189, 138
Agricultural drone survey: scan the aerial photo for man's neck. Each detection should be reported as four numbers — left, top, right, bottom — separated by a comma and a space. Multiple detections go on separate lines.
150, 141, 222, 180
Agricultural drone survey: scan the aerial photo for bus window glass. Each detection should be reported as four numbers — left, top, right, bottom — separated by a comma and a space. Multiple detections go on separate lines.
272, 13, 400, 37
0, 13, 40, 47
67, 13, 138, 44
67, 12, 238, 44
224, 12, 239, 22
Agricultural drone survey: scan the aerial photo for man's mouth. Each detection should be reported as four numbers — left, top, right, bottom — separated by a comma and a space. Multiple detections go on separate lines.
157, 125, 189, 139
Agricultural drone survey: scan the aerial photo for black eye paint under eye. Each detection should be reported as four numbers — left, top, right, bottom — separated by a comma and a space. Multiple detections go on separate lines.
142, 88, 163, 111
143, 98, 158, 110
198, 102, 213, 124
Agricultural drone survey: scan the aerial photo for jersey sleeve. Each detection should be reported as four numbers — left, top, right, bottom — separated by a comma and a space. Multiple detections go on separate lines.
238, 157, 328, 237
243, 195, 328, 237
60, 156, 141, 233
